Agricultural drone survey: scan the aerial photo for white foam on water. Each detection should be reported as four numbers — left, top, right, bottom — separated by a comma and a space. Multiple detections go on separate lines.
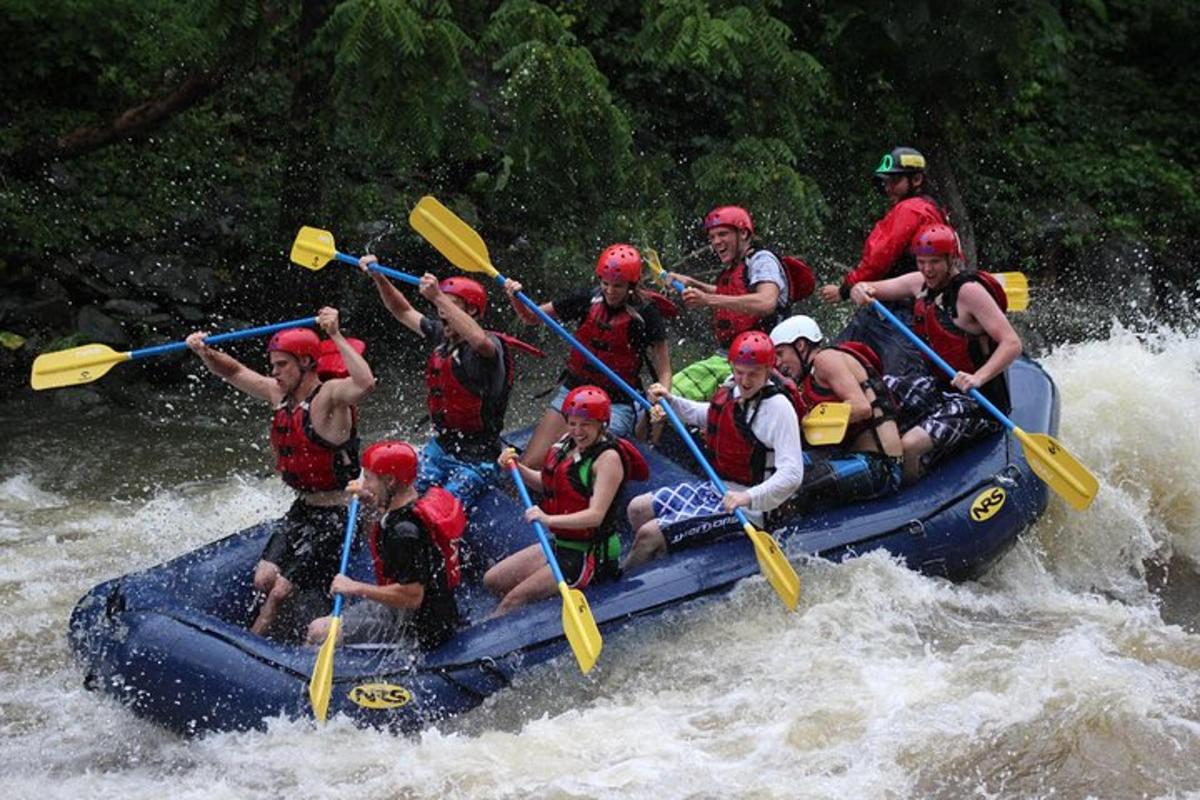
3, 327, 1200, 798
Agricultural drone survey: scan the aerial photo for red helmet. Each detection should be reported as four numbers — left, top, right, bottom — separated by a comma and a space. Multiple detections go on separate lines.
595, 243, 643, 284
267, 328, 320, 363
362, 440, 419, 485
703, 205, 754, 235
439, 277, 488, 318
561, 385, 611, 423
911, 223, 963, 259
728, 330, 776, 369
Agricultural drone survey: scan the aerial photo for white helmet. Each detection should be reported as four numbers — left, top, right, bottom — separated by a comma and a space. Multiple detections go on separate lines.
769, 315, 824, 347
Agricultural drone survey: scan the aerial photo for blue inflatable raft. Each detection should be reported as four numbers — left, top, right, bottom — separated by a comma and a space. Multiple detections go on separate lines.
68, 357, 1056, 735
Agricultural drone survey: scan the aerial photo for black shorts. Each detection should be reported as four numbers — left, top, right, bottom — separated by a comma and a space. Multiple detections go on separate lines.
552, 535, 620, 589
260, 499, 348, 591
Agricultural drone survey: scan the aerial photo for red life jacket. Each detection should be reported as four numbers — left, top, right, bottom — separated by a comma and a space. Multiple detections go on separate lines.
912, 271, 1011, 409
565, 293, 646, 394
426, 331, 544, 440
797, 343, 898, 447
540, 434, 649, 543
712, 252, 813, 349
368, 486, 467, 589
269, 385, 359, 493
705, 377, 798, 485
912, 271, 1008, 375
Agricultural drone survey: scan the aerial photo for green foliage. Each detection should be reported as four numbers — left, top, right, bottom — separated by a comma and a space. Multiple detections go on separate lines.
321, 0, 476, 162
0, 0, 1198, 334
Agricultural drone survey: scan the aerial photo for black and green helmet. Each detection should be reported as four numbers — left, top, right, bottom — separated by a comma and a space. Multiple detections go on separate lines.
874, 146, 927, 176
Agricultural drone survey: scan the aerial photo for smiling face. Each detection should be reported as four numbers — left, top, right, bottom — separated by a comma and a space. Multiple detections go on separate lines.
599, 278, 633, 307
707, 225, 748, 266
917, 254, 955, 291
731, 363, 770, 398
774, 341, 806, 380
565, 415, 604, 449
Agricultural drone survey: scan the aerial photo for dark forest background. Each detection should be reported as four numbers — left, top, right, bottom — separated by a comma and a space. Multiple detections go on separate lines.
2, 0, 1198, 395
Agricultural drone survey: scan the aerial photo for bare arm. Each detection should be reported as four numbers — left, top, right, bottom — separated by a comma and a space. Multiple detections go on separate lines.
361, 255, 425, 334
310, 307, 376, 412
813, 350, 873, 423
185, 331, 277, 402
954, 283, 1023, 391
648, 340, 672, 392
499, 448, 543, 491
504, 279, 556, 326
704, 281, 780, 316
331, 574, 424, 610
421, 274, 497, 358
848, 272, 924, 306
667, 272, 717, 294
528, 449, 623, 530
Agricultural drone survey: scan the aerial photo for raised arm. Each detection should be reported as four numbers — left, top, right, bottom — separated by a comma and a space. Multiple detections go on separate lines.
420, 274, 496, 359
311, 307, 376, 407
504, 279, 557, 326
361, 255, 425, 334
185, 331, 277, 402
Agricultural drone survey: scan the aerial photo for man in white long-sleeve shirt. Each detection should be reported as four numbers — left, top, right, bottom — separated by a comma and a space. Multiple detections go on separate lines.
623, 330, 804, 570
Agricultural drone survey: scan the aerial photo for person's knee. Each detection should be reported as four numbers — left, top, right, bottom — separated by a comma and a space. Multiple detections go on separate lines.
267, 574, 293, 602
627, 521, 665, 565
253, 561, 279, 593
627, 493, 654, 528
306, 616, 330, 645
482, 565, 505, 596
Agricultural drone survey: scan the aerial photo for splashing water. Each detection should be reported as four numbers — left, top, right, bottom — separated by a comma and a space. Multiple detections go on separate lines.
1, 327, 1199, 799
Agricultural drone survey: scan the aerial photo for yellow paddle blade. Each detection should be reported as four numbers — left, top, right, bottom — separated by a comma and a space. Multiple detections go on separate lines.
308, 616, 341, 722
994, 271, 1029, 312
558, 581, 603, 674
409, 196, 498, 278
290, 226, 338, 271
743, 525, 801, 611
801, 402, 851, 446
31, 344, 131, 390
645, 247, 666, 282
1013, 428, 1098, 511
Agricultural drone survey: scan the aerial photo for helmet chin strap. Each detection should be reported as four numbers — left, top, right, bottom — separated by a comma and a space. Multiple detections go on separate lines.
792, 342, 814, 381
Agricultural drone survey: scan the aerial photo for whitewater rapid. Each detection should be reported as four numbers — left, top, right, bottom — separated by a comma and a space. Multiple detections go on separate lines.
1, 325, 1199, 799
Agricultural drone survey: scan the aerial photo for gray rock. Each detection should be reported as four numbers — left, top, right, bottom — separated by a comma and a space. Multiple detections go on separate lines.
103, 298, 160, 317
11, 297, 74, 330
52, 387, 105, 411
76, 305, 129, 346
174, 304, 206, 323
136, 255, 220, 305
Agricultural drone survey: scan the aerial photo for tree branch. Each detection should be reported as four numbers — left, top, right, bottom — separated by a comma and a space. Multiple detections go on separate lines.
4, 69, 228, 176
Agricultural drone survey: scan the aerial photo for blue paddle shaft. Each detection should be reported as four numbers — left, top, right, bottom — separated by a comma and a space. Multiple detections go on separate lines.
870, 300, 1014, 433
497, 277, 751, 530
334, 251, 421, 286
508, 464, 568, 585
128, 316, 320, 361
330, 495, 361, 619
